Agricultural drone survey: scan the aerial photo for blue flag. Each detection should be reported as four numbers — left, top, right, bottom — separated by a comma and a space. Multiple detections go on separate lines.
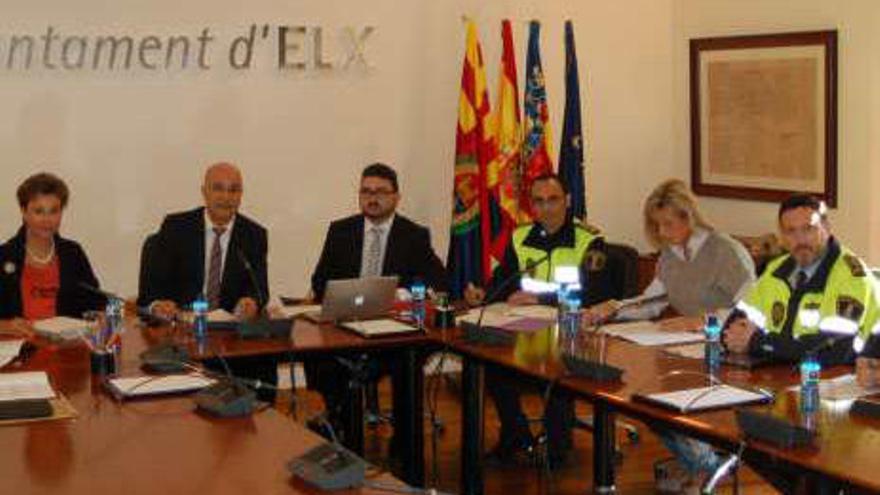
558, 20, 586, 221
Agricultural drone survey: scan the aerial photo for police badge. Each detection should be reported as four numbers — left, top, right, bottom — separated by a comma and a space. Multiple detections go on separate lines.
771, 301, 786, 327
837, 295, 865, 321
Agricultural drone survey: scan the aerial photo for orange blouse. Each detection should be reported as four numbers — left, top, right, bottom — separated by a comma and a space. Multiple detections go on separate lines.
21, 258, 60, 320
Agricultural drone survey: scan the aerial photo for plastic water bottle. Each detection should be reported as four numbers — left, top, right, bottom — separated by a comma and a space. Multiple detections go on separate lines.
411, 279, 427, 329
104, 298, 124, 347
800, 354, 821, 413
557, 284, 582, 339
704, 314, 722, 380
192, 294, 209, 340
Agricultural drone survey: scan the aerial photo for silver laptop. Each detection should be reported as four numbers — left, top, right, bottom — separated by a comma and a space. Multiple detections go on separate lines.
307, 276, 399, 323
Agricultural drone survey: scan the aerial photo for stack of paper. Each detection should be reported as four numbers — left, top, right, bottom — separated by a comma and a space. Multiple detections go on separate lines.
105, 373, 216, 398
818, 374, 880, 401
0, 340, 25, 368
457, 304, 556, 332
276, 304, 322, 319
0, 371, 56, 401
342, 319, 418, 337
601, 321, 705, 346
637, 384, 769, 413
32, 317, 88, 341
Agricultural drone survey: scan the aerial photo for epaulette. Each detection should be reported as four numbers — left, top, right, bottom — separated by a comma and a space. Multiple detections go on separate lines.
843, 254, 866, 277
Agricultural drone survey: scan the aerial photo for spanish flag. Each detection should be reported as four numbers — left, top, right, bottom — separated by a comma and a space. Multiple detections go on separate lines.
485, 20, 525, 279
447, 19, 497, 297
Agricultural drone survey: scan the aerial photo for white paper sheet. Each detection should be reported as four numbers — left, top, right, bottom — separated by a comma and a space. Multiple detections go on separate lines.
0, 340, 24, 368
106, 373, 216, 397
32, 316, 88, 340
601, 321, 705, 346
639, 384, 768, 413
0, 371, 55, 401
458, 304, 556, 328
342, 319, 418, 337
276, 304, 322, 319
818, 374, 880, 401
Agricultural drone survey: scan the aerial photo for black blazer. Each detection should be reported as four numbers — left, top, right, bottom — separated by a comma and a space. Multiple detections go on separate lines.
137, 207, 268, 312
0, 227, 105, 319
310, 214, 447, 301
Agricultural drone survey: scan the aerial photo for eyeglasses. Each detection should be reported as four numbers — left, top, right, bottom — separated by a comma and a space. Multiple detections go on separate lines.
531, 195, 564, 209
359, 188, 396, 198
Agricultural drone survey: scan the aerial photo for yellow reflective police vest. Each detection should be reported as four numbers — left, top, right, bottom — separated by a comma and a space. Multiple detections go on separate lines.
511, 222, 600, 283
737, 241, 880, 347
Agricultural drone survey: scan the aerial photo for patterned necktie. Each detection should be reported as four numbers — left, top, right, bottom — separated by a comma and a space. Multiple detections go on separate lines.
364, 226, 383, 277
206, 227, 226, 309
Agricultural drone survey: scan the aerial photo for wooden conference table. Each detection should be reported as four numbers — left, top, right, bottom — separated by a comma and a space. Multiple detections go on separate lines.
447, 325, 880, 495
0, 316, 431, 494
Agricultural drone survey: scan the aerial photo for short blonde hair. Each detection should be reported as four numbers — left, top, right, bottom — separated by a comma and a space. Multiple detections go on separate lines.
643, 179, 713, 249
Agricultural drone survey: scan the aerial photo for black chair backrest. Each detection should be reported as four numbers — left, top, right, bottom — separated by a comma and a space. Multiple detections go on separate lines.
604, 242, 640, 300
137, 233, 159, 307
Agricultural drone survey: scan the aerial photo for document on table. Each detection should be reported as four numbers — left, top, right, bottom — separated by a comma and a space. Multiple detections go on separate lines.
636, 384, 769, 413
817, 374, 880, 401
105, 373, 216, 398
457, 304, 557, 331
601, 321, 705, 346
0, 371, 56, 401
276, 304, 322, 319
0, 340, 25, 368
342, 319, 418, 337
663, 343, 706, 360
32, 317, 88, 340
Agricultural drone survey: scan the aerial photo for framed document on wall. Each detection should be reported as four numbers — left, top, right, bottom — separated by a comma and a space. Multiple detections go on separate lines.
690, 30, 837, 206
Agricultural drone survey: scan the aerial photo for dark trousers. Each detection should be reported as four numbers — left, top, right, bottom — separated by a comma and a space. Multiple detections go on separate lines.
485, 365, 574, 452
304, 352, 407, 450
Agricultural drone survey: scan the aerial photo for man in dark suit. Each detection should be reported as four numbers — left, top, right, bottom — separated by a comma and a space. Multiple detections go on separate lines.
307, 162, 446, 444
138, 162, 274, 398
310, 165, 446, 299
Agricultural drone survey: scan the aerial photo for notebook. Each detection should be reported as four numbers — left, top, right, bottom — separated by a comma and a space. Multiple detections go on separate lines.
340, 319, 419, 338
105, 373, 216, 399
635, 384, 770, 413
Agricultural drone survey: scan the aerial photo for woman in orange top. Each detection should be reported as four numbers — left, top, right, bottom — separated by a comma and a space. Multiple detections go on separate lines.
0, 173, 105, 329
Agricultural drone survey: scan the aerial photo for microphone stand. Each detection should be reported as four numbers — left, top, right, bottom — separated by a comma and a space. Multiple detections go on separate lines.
463, 253, 551, 345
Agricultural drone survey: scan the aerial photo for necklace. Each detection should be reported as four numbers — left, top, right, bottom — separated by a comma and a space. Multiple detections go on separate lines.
26, 242, 55, 265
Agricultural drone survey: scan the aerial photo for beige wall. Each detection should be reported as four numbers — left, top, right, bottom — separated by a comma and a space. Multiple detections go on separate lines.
4, 0, 875, 299
672, 0, 880, 265
0, 0, 678, 297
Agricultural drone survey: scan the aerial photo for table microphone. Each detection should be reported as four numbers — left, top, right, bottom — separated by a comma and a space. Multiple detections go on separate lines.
234, 248, 292, 339
235, 247, 267, 311
462, 252, 550, 345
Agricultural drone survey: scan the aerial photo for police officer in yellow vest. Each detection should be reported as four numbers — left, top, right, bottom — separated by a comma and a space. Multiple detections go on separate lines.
465, 173, 613, 467
723, 194, 880, 493
725, 194, 879, 367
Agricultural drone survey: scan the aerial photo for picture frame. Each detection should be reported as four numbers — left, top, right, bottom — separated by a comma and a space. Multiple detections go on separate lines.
690, 30, 837, 206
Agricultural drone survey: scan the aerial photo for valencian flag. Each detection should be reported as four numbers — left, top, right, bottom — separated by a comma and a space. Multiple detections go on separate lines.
558, 20, 586, 220
447, 19, 497, 298
521, 20, 554, 218
484, 19, 524, 280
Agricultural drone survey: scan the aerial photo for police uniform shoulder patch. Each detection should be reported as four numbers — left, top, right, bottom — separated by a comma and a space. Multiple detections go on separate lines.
771, 301, 786, 327
843, 254, 866, 277
837, 295, 865, 322
583, 249, 607, 272
580, 223, 602, 236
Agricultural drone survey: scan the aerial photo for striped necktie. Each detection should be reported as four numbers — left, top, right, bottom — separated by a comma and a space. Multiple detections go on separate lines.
206, 227, 226, 309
